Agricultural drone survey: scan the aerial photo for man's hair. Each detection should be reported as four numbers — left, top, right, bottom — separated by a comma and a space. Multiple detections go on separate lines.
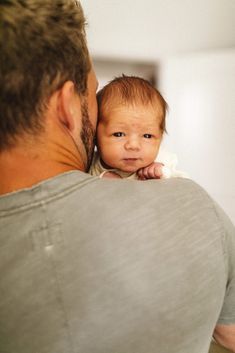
0, 0, 90, 150
97, 75, 168, 132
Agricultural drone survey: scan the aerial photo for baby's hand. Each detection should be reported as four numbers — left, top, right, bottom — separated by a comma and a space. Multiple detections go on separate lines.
137, 162, 164, 180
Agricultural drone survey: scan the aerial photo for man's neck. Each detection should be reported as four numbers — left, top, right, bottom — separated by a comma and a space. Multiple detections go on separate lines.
0, 139, 85, 195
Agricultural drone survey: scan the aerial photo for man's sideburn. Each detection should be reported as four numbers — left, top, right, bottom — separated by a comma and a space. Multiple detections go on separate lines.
80, 100, 96, 171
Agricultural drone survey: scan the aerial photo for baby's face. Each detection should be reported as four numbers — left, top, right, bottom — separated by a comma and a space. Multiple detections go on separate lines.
97, 103, 163, 173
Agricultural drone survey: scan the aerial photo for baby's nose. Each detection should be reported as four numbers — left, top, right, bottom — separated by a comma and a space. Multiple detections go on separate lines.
124, 137, 141, 151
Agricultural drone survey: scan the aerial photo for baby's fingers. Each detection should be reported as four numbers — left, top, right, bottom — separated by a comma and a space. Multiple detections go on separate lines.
137, 162, 164, 180
137, 168, 147, 180
151, 163, 164, 178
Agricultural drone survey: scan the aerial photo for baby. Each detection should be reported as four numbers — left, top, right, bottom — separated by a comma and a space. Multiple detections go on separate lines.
90, 75, 186, 180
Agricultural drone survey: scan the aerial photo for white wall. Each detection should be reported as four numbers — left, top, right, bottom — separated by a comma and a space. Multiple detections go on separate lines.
159, 49, 235, 223
82, 0, 235, 61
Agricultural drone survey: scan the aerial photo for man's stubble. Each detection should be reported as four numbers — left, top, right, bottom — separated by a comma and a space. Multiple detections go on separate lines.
80, 100, 96, 172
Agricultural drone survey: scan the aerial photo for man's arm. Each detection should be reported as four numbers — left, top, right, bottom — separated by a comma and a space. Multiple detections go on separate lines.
211, 199, 235, 353
213, 323, 235, 352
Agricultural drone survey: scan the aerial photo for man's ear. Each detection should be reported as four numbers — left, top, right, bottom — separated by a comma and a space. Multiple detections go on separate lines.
58, 81, 81, 133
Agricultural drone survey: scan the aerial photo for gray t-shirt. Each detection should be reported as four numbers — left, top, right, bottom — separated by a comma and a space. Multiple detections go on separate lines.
0, 171, 234, 353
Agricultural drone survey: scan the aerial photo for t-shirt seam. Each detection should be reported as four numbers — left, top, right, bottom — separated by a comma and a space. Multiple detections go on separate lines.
0, 175, 99, 217
218, 315, 235, 321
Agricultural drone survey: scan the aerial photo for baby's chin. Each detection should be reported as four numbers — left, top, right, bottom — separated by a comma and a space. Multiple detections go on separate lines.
103, 159, 144, 174
121, 167, 139, 173
111, 164, 140, 174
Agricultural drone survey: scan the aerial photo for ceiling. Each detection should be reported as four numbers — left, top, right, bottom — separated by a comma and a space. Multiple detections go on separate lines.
81, 0, 235, 62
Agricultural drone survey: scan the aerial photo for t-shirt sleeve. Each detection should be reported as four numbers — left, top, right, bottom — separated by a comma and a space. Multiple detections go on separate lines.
215, 203, 235, 325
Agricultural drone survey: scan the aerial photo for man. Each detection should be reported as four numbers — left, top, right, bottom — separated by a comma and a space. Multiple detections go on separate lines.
0, 1, 234, 353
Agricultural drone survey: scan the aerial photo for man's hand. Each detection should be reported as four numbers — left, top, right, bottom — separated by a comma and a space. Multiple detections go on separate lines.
213, 324, 235, 352
137, 162, 164, 180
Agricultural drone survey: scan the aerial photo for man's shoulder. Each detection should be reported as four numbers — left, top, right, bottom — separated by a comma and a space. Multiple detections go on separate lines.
0, 173, 222, 230
97, 177, 210, 204
91, 176, 218, 219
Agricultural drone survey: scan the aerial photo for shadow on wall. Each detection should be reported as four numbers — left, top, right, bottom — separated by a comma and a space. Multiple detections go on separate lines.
93, 58, 158, 90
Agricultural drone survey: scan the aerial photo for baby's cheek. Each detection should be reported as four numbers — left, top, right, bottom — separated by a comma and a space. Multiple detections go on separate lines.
101, 148, 116, 165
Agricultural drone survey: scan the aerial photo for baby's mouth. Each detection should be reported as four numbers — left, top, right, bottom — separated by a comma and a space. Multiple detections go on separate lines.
123, 158, 140, 163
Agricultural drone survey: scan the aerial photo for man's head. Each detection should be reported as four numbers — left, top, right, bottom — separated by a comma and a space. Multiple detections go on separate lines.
96, 75, 168, 173
0, 0, 97, 168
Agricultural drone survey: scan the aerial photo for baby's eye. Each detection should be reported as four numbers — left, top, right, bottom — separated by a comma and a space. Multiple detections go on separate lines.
113, 132, 125, 137
143, 134, 152, 139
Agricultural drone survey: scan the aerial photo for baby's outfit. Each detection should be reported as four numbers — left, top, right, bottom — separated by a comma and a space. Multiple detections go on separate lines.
89, 148, 188, 179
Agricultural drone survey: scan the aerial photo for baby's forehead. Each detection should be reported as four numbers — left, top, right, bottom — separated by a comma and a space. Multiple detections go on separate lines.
98, 104, 163, 132
97, 78, 167, 132
99, 100, 164, 122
